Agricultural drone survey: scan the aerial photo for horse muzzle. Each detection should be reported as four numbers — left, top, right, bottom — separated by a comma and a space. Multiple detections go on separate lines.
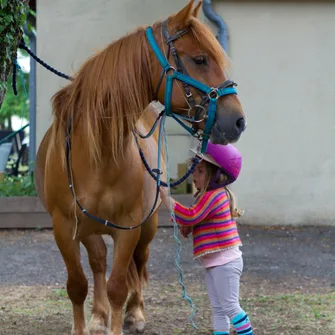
211, 110, 246, 145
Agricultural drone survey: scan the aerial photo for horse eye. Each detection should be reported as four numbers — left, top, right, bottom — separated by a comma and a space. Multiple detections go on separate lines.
192, 56, 207, 66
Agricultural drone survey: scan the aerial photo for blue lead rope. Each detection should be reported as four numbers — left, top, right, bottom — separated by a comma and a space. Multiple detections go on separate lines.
161, 117, 198, 329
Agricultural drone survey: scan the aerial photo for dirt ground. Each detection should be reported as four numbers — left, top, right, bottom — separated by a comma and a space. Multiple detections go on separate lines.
0, 225, 334, 335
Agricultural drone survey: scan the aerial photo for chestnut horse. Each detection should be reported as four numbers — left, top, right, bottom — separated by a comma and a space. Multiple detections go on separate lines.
35, 1, 246, 334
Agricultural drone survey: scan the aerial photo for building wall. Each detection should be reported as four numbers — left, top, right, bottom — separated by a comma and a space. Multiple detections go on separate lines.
37, 1, 335, 225
212, 1, 335, 226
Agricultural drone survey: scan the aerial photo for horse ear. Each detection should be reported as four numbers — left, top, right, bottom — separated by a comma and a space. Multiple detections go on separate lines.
193, 1, 202, 17
171, 0, 196, 27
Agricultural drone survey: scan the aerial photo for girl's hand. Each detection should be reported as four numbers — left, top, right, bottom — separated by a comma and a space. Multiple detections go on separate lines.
231, 208, 245, 218
179, 225, 193, 238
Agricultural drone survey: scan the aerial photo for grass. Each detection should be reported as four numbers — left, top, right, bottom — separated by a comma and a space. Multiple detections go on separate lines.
52, 288, 68, 299
245, 293, 335, 334
0, 285, 334, 334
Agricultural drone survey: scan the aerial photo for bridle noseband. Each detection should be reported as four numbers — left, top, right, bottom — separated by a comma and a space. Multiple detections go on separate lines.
146, 20, 238, 152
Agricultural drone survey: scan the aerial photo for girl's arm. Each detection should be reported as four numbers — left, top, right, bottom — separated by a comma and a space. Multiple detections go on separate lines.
159, 187, 227, 226
159, 186, 176, 210
158, 188, 193, 237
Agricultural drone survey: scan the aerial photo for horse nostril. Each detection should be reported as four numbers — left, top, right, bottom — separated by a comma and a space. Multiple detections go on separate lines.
236, 118, 246, 132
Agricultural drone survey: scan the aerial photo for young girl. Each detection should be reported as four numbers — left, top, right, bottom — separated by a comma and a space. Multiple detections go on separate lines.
159, 142, 254, 335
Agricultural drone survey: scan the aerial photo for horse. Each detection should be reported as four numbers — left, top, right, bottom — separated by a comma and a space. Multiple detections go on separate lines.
34, 1, 246, 334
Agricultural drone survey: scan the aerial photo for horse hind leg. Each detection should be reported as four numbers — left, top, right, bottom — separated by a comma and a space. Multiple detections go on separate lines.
125, 211, 159, 333
53, 212, 89, 335
81, 235, 110, 335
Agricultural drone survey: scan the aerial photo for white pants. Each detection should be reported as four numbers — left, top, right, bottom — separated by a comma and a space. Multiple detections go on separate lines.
205, 257, 244, 332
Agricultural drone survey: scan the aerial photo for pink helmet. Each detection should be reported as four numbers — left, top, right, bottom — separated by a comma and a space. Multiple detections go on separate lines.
190, 141, 242, 184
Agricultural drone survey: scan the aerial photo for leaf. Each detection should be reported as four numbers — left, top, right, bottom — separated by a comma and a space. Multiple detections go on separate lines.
4, 15, 12, 25
28, 9, 36, 17
27, 23, 34, 32
0, 0, 8, 10
1, 71, 29, 121
5, 33, 14, 44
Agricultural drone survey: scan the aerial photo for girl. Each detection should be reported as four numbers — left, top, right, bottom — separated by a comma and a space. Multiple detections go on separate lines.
159, 142, 254, 335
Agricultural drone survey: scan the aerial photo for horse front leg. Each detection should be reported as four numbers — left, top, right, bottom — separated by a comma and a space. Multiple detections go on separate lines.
81, 234, 110, 335
107, 226, 141, 335
125, 211, 159, 333
53, 211, 89, 335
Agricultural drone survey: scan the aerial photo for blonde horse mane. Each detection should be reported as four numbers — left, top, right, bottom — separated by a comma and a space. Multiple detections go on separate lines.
47, 16, 231, 167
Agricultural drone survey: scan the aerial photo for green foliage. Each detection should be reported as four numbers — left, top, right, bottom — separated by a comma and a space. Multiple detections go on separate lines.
0, 173, 36, 197
0, 80, 7, 92
0, 0, 29, 102
0, 71, 29, 126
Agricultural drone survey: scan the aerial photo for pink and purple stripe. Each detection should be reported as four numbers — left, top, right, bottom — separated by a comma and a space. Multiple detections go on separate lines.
173, 189, 242, 258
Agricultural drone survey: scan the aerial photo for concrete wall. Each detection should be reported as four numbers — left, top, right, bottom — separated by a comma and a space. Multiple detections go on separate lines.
36, 1, 335, 226
212, 1, 335, 226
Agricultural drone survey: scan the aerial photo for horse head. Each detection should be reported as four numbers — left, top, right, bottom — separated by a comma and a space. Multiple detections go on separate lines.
149, 0, 246, 150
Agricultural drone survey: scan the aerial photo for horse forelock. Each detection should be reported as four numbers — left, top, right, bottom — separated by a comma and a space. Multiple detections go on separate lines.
188, 17, 231, 73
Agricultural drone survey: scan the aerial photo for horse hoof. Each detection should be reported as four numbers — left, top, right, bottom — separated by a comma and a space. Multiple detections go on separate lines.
124, 314, 145, 333
90, 325, 109, 335
71, 328, 90, 335
89, 316, 109, 335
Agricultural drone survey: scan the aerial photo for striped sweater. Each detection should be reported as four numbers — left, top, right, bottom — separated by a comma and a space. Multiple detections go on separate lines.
173, 188, 242, 259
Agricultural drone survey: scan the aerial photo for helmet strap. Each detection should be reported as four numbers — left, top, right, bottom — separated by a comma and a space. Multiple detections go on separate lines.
209, 167, 236, 189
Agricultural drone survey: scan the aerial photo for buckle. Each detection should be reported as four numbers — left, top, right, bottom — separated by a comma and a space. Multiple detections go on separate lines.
152, 168, 163, 175
208, 88, 219, 99
165, 66, 176, 76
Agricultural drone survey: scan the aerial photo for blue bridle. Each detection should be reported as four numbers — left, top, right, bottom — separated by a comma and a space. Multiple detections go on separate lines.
145, 22, 238, 153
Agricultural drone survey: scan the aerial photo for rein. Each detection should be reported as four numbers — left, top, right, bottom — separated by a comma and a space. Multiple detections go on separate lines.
65, 108, 201, 231
65, 121, 161, 230
133, 128, 201, 188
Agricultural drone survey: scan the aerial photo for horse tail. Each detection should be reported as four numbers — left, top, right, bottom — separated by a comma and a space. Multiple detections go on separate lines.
127, 258, 141, 293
